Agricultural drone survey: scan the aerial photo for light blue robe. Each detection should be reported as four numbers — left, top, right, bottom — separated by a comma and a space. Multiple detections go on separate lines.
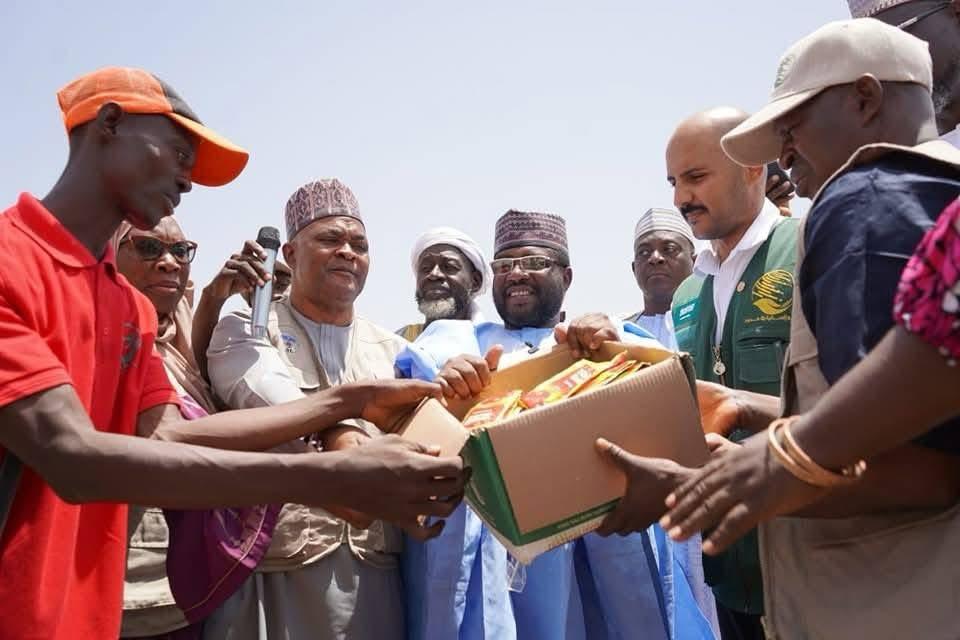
624, 312, 679, 351
397, 320, 718, 639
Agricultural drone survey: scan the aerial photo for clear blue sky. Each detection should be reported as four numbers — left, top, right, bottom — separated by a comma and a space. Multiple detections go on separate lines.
0, 1, 847, 327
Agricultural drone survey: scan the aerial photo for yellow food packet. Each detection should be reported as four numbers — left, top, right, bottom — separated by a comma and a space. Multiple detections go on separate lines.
520, 352, 629, 409
616, 361, 651, 380
462, 390, 523, 429
575, 357, 638, 395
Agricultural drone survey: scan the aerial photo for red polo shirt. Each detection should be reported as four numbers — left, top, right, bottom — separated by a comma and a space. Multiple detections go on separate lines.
0, 194, 178, 639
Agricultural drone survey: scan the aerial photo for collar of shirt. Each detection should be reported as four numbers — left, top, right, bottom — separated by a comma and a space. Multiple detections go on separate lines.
289, 305, 354, 333
476, 323, 554, 354
693, 199, 781, 278
11, 192, 119, 274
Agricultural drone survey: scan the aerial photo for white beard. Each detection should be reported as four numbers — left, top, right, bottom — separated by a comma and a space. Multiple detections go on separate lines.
418, 297, 459, 322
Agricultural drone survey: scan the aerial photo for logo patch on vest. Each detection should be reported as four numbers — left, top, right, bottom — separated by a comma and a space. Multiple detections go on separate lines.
281, 332, 298, 354
752, 269, 794, 316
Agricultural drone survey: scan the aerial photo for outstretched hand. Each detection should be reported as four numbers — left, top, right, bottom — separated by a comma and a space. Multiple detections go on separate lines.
594, 437, 690, 537
660, 432, 825, 554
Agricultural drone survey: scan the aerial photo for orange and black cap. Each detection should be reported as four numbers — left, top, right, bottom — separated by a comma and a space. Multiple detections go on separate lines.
57, 67, 249, 187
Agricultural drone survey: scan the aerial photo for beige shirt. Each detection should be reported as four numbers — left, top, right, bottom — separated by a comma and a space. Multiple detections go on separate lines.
760, 141, 960, 639
207, 297, 408, 570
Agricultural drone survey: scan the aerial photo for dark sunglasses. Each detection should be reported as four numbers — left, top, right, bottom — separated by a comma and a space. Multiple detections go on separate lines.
490, 255, 563, 276
897, 1, 952, 29
123, 237, 198, 264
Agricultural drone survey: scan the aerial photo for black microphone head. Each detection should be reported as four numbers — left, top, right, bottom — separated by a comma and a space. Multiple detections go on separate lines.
256, 226, 281, 250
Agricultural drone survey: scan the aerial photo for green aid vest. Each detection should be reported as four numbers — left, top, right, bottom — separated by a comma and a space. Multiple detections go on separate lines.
671, 216, 799, 617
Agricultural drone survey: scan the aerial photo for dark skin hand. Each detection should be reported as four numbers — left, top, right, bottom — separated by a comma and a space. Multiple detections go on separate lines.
435, 313, 622, 399
660, 433, 825, 554
435, 346, 505, 400
594, 438, 689, 536
765, 170, 795, 216
193, 240, 278, 380
142, 378, 445, 449
593, 432, 736, 537
553, 313, 621, 359
695, 380, 780, 436
661, 327, 960, 554
204, 240, 273, 300
1, 384, 466, 539
319, 423, 463, 540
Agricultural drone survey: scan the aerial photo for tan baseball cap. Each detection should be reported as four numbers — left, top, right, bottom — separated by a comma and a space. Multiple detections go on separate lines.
721, 19, 932, 167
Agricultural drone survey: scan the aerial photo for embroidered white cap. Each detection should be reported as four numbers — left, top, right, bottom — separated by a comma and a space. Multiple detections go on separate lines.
721, 18, 932, 167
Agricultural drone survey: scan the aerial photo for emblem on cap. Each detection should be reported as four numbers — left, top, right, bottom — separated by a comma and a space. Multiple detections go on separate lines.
773, 53, 796, 90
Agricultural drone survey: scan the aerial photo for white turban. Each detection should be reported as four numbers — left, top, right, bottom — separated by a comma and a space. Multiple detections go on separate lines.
410, 227, 492, 322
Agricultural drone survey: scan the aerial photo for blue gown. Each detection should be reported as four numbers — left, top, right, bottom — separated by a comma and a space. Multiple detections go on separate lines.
397, 320, 718, 639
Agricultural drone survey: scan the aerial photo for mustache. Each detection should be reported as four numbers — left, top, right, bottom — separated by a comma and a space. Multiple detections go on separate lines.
679, 204, 707, 217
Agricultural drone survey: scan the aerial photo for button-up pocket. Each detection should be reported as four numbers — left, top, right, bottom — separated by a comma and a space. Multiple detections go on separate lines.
737, 341, 785, 385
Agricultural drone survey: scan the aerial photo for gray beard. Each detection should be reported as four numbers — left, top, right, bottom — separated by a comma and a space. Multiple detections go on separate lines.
418, 297, 460, 322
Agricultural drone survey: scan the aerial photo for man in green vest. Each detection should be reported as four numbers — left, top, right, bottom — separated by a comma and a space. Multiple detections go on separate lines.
666, 106, 799, 640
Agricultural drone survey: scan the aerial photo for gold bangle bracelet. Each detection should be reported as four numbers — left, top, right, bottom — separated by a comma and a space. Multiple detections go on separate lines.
766, 421, 823, 486
772, 417, 867, 487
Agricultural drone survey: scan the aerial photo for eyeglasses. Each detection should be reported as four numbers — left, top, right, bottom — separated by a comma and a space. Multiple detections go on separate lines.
896, 1, 951, 30
123, 237, 198, 264
490, 255, 563, 276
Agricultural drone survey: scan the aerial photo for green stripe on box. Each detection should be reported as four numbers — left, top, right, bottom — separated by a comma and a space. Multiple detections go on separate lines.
462, 427, 622, 547
461, 430, 521, 542
511, 499, 619, 545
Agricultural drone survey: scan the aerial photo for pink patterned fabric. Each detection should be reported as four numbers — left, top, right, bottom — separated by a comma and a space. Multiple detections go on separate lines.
164, 396, 281, 626
893, 198, 960, 364
284, 178, 362, 241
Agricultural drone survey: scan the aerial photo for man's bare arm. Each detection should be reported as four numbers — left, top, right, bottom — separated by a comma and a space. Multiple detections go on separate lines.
797, 444, 960, 517
141, 378, 441, 451
140, 387, 352, 449
0, 384, 465, 534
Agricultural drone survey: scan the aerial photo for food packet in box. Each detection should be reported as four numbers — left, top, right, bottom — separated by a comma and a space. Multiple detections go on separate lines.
462, 390, 523, 429
520, 352, 629, 409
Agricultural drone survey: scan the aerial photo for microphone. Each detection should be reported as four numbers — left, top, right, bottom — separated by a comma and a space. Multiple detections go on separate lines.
251, 226, 281, 339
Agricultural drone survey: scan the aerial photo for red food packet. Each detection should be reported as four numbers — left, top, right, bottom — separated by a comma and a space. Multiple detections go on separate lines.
462, 390, 523, 429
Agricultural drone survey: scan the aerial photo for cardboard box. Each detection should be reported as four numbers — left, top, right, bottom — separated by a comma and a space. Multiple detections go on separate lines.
400, 341, 708, 564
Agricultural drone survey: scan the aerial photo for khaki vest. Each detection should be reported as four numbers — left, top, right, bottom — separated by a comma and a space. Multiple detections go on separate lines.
759, 141, 960, 640
251, 298, 406, 572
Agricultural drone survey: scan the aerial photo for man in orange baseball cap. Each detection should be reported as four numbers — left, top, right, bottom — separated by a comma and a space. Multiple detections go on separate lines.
0, 67, 466, 640
58, 66, 249, 188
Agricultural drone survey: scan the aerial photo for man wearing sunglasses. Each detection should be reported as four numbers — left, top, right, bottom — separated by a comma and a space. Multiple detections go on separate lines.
850, 1, 960, 142
395, 210, 718, 640
0, 69, 466, 640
